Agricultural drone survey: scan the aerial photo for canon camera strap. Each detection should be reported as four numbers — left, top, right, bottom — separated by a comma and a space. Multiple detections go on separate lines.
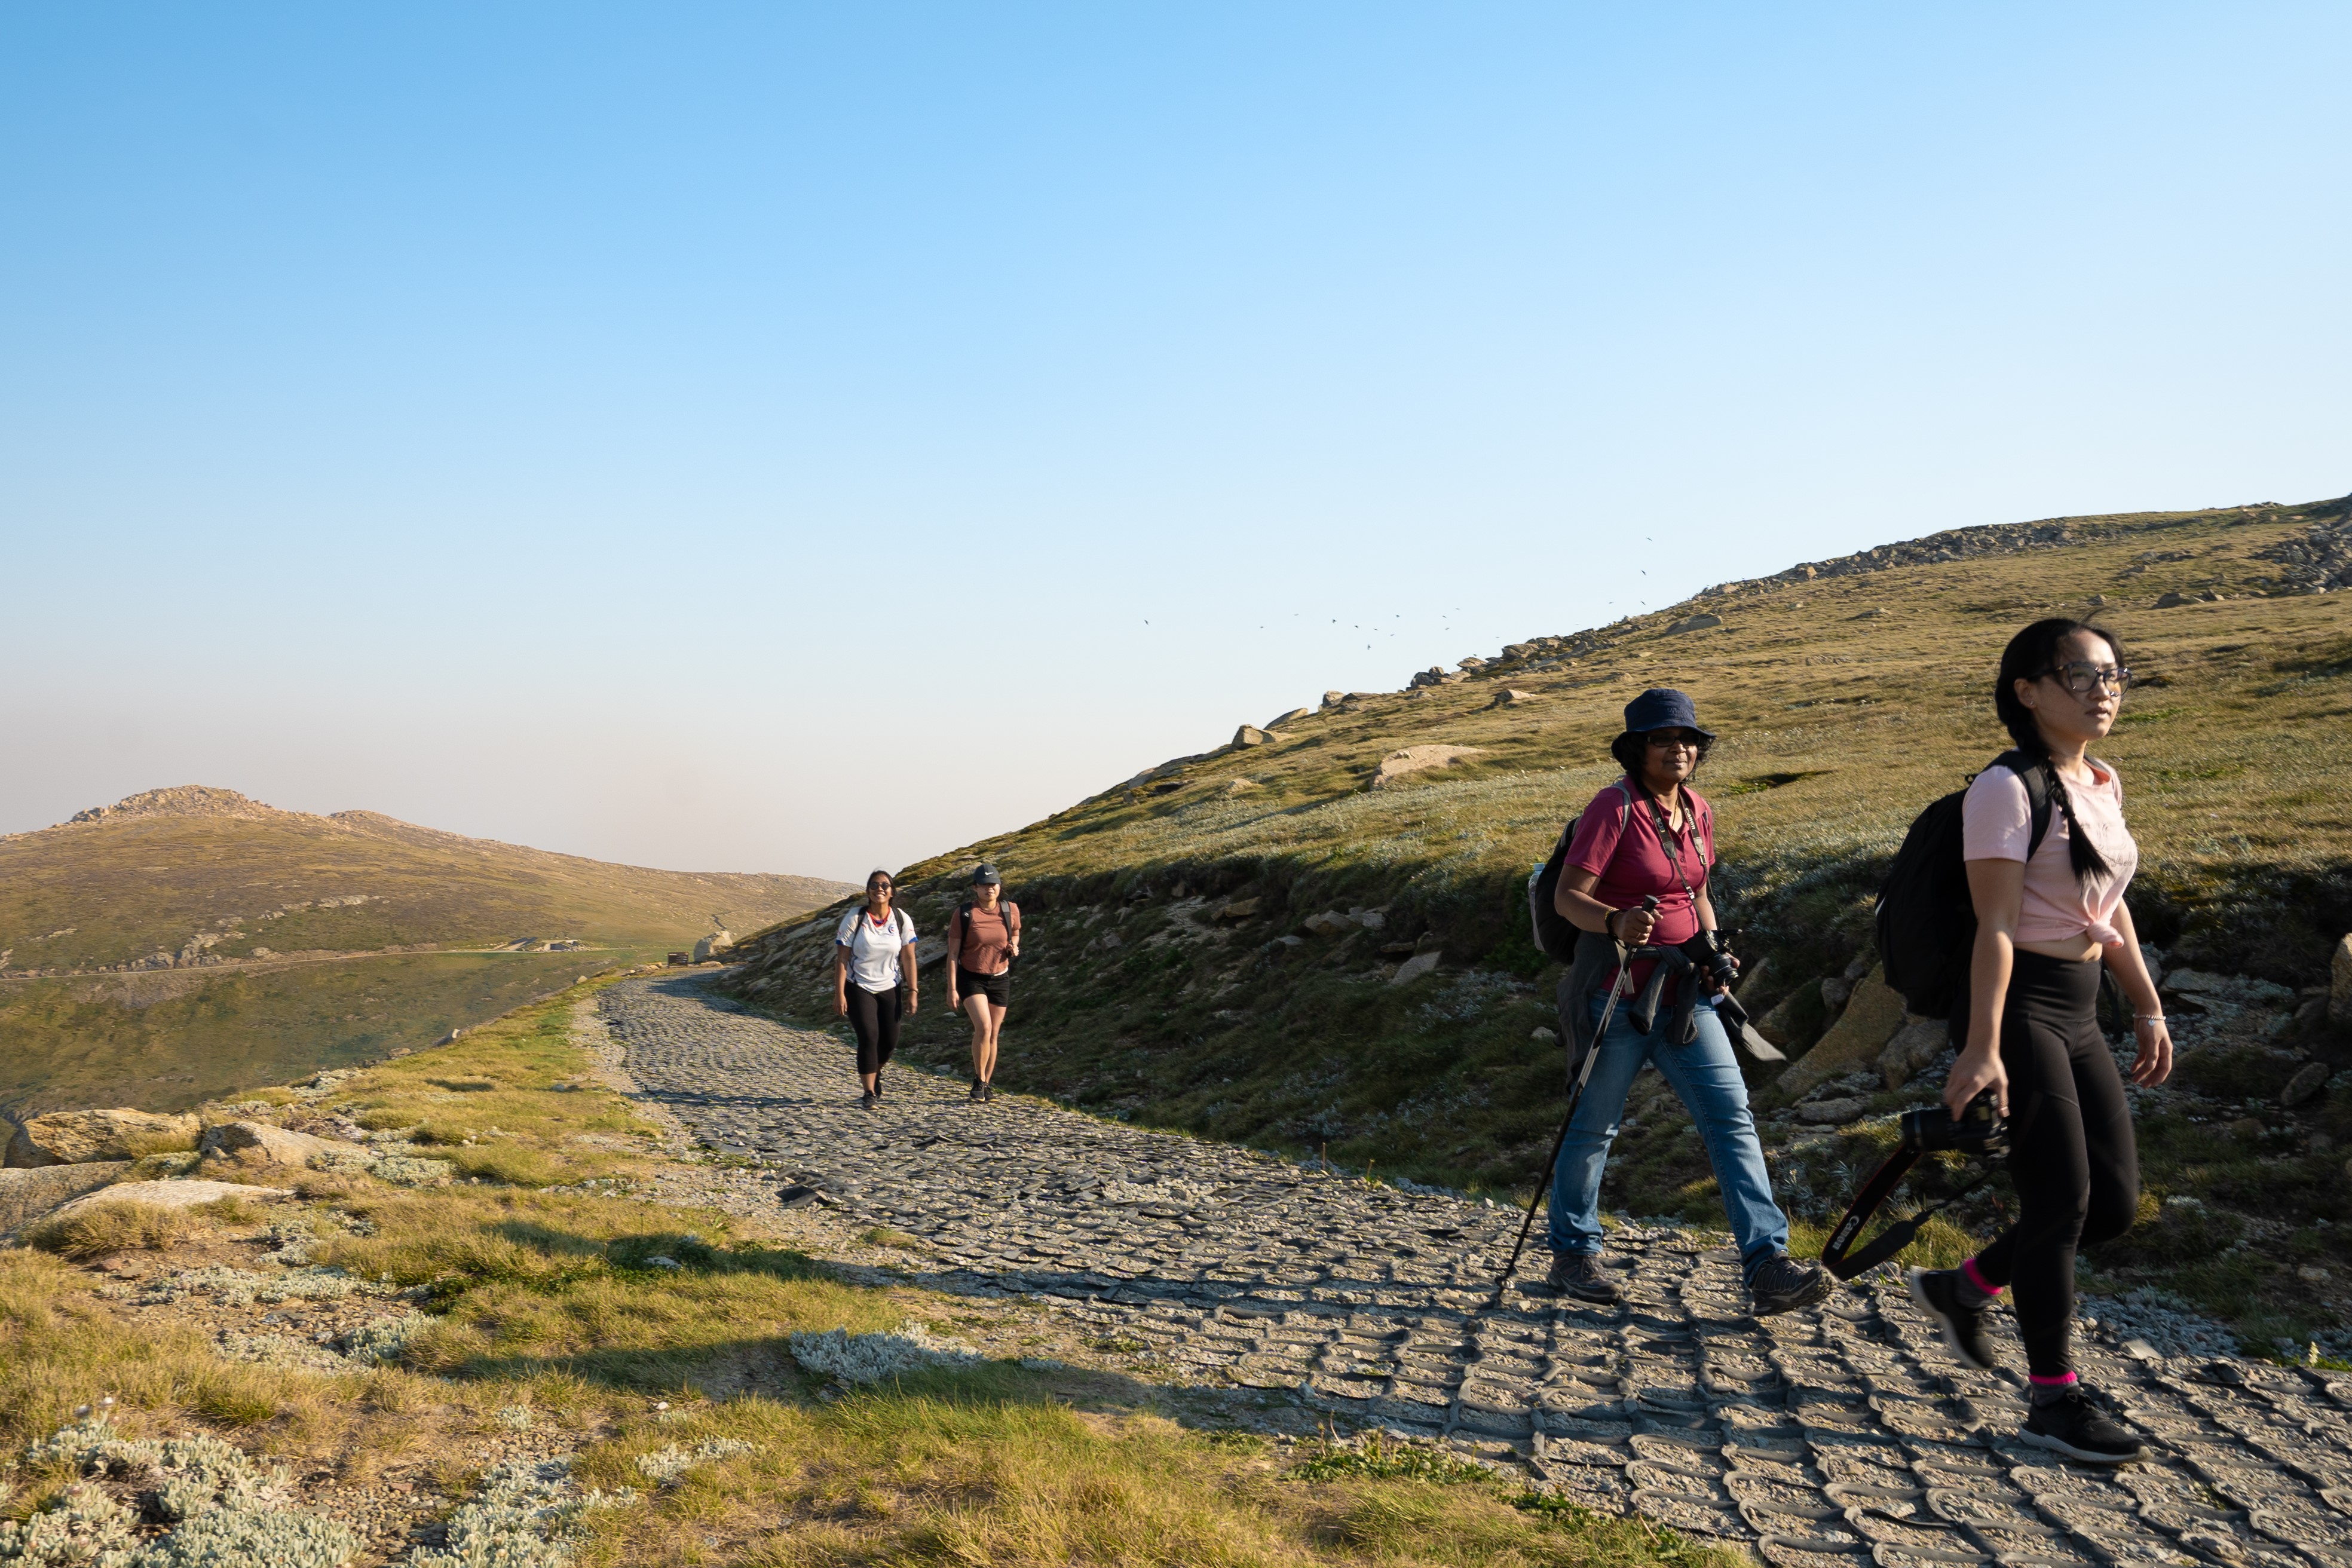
1820, 1144, 2002, 1281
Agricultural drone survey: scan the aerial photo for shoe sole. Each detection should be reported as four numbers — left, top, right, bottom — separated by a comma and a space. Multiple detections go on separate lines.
1907, 1267, 1996, 1372
2016, 1425, 2146, 1464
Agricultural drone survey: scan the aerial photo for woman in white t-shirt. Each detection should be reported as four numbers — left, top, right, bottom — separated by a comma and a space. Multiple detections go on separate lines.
1906, 620, 2170, 1466
834, 868, 917, 1110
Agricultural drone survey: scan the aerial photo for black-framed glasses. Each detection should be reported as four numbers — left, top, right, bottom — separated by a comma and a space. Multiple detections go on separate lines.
1646, 730, 1703, 750
2044, 663, 2132, 694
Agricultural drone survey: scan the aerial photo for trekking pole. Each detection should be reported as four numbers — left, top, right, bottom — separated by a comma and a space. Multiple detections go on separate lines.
1490, 899, 1658, 1305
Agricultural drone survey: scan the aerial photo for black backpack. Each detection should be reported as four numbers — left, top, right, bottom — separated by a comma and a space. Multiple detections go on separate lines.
1527, 782, 1634, 963
1874, 751, 2052, 1018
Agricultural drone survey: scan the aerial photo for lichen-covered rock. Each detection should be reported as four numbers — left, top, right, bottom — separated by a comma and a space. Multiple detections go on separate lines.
5, 1108, 199, 1167
197, 1121, 359, 1171
1879, 1017, 1949, 1089
1367, 745, 1484, 790
0, 1162, 131, 1234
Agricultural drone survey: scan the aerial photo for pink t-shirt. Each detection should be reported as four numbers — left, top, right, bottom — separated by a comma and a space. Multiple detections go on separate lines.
1566, 779, 1714, 991
1961, 761, 2137, 945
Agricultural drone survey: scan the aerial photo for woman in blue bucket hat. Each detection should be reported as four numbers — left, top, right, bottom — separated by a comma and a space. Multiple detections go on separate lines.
1541, 687, 1830, 1317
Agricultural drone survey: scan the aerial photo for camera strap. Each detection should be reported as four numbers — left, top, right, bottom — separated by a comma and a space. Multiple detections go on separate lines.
1820, 1148, 2002, 1281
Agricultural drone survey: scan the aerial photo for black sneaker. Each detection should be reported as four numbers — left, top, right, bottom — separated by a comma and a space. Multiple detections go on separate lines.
2020, 1387, 2147, 1463
1748, 1253, 1833, 1316
1909, 1267, 1995, 1371
1542, 1251, 1623, 1304
969, 1079, 984, 1102
982, 1082, 994, 1102
859, 1091, 876, 1111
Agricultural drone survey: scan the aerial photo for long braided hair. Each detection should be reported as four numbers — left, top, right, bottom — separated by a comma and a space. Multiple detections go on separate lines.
1993, 618, 2121, 881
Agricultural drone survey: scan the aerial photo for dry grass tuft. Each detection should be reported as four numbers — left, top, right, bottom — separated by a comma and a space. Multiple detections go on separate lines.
24, 1200, 194, 1260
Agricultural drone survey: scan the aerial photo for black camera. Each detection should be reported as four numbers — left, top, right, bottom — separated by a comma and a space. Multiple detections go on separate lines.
1900, 1091, 2006, 1156
1676, 930, 1741, 992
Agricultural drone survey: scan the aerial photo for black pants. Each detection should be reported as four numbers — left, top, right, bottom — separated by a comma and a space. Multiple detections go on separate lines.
1970, 950, 2139, 1378
845, 985, 901, 1077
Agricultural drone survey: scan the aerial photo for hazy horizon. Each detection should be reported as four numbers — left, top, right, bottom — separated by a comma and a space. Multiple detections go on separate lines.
6, 5, 2347, 883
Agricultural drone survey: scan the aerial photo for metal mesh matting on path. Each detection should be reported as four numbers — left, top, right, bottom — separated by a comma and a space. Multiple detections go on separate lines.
603, 975, 2352, 1568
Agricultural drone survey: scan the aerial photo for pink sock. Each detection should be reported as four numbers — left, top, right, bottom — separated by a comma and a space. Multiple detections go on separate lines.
2029, 1372, 2079, 1387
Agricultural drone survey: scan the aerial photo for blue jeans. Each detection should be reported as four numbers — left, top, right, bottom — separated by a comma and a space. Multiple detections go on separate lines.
1548, 991, 1790, 1283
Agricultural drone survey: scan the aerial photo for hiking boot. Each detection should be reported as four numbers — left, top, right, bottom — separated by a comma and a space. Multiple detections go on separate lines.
2020, 1387, 2147, 1463
1543, 1251, 1623, 1304
1748, 1253, 1833, 1316
1909, 1267, 1995, 1371
859, 1091, 876, 1111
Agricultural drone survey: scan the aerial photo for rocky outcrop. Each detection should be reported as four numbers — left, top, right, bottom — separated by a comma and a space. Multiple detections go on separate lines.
1878, 1016, 1950, 1089
197, 1121, 364, 1172
5, 1109, 200, 1167
64, 785, 287, 825
1367, 745, 1484, 790
0, 1163, 131, 1233
2252, 503, 2352, 593
37, 1178, 291, 1225
691, 929, 734, 963
1776, 965, 1908, 1097
1233, 725, 1270, 748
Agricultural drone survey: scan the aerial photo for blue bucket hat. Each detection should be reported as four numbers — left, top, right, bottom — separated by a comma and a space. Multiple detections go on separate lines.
1622, 687, 1715, 740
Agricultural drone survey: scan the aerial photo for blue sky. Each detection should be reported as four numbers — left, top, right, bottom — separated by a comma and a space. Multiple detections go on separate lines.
4, 4, 2346, 881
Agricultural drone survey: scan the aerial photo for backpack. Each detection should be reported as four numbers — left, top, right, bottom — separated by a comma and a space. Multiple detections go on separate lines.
1873, 751, 2052, 1018
1527, 782, 1634, 964
958, 899, 1019, 968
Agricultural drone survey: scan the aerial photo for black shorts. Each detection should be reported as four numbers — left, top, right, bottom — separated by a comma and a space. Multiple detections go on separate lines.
955, 967, 1010, 1007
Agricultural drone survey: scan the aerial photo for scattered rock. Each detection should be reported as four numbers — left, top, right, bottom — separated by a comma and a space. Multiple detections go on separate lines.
2228, 1117, 2264, 1142
1778, 965, 1908, 1097
1214, 898, 1262, 921
1490, 688, 1538, 708
2283, 1062, 2332, 1108
1390, 952, 1441, 987
1732, 956, 1772, 1004
1321, 690, 1346, 709
39, 1178, 291, 1226
0, 1162, 131, 1233
198, 1121, 363, 1171
1665, 613, 1723, 635
1820, 975, 1852, 1013
1796, 1098, 1867, 1126
1233, 725, 1270, 748
691, 929, 734, 963
1531, 1027, 1558, 1045
1367, 745, 1485, 790
1879, 1018, 1949, 1089
1756, 978, 1823, 1049
1301, 911, 1352, 936
4, 1108, 200, 1166
1265, 708, 1311, 728
2333, 933, 2352, 1026
1223, 777, 1262, 795
2155, 591, 2189, 608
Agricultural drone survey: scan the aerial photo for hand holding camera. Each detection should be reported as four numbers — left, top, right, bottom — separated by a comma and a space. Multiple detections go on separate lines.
1943, 1042, 2008, 1121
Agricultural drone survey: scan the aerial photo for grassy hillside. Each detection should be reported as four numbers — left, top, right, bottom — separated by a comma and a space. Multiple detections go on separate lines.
0, 789, 853, 1116
719, 495, 2352, 1350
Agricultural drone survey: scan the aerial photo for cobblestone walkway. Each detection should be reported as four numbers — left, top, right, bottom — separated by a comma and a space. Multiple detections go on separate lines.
605, 975, 2352, 1568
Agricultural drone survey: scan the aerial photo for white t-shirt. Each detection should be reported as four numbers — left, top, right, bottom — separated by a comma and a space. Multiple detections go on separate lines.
836, 906, 915, 993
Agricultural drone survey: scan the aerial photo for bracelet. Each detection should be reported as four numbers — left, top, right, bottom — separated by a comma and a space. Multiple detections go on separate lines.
2135, 1012, 2164, 1025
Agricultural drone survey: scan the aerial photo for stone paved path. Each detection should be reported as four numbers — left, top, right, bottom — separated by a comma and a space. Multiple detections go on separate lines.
604, 975, 2352, 1568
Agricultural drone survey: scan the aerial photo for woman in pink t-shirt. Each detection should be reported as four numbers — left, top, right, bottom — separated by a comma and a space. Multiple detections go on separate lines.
1906, 619, 2171, 1466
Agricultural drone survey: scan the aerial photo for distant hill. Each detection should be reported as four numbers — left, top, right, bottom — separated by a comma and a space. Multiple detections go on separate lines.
716, 496, 2352, 1339
0, 788, 854, 1114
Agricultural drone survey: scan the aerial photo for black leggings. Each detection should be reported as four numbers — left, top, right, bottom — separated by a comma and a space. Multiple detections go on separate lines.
1970, 950, 2139, 1378
844, 985, 901, 1077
